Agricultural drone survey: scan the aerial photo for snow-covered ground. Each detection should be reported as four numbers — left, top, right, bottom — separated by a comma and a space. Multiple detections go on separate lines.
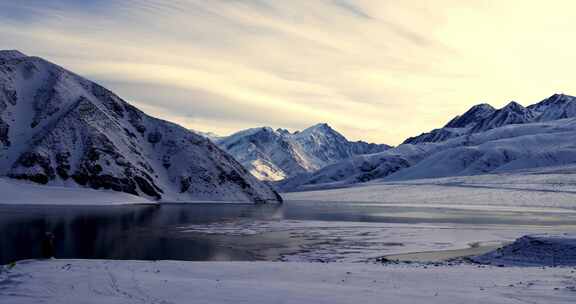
0, 178, 153, 205
473, 233, 576, 266
284, 170, 576, 210
1, 259, 575, 304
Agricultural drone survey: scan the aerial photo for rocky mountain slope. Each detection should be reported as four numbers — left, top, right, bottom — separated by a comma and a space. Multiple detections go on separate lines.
280, 94, 576, 191
214, 123, 390, 181
0, 50, 281, 203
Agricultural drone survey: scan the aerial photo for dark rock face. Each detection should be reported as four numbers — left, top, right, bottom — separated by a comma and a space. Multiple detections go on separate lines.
147, 131, 162, 144
55, 152, 71, 180
0, 51, 281, 203
9, 152, 55, 184
1, 88, 17, 106
0, 116, 9, 147
403, 128, 461, 145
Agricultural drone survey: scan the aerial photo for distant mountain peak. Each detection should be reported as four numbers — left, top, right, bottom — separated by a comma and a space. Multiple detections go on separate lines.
469, 101, 536, 133
276, 128, 291, 136
530, 93, 576, 109
530, 93, 576, 121
234, 126, 275, 137
303, 122, 334, 133
547, 93, 573, 101
314, 122, 331, 128
549, 93, 567, 100
257, 126, 275, 133
475, 103, 496, 111
215, 123, 390, 181
502, 101, 525, 112
443, 103, 496, 129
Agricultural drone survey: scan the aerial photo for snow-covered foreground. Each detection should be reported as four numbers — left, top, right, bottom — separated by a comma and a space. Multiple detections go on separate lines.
0, 178, 153, 205
1, 259, 575, 304
284, 171, 576, 210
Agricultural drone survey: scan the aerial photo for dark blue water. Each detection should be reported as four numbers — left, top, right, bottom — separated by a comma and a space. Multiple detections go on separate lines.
1, 201, 575, 264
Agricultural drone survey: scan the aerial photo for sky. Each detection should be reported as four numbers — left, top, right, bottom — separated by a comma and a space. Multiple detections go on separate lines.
2, 0, 576, 145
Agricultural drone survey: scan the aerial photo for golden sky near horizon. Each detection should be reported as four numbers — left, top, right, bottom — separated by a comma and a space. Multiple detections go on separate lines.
2, 0, 576, 144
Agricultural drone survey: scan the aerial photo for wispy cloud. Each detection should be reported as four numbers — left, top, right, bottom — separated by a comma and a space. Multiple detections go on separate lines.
331, 0, 373, 19
1, 1, 575, 144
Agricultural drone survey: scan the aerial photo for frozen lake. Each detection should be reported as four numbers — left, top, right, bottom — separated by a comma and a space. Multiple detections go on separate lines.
1, 201, 576, 264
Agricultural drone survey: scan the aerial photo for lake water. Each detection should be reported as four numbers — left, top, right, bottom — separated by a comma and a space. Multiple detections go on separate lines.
1, 201, 576, 264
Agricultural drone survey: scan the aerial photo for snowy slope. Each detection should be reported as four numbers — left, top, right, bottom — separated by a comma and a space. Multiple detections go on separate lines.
0, 50, 281, 203
388, 119, 576, 181
215, 123, 390, 181
284, 168, 576, 210
277, 144, 428, 190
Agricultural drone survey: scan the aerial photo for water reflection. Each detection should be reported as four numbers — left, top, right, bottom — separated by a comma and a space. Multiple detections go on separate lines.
0, 204, 282, 264
1, 201, 575, 264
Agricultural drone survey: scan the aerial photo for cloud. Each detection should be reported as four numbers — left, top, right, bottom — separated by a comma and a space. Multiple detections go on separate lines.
1, 0, 576, 144
331, 0, 373, 19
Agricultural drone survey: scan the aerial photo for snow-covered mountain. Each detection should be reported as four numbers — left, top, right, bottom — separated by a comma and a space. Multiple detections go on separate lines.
214, 123, 391, 181
0, 50, 281, 203
470, 101, 537, 133
529, 93, 576, 121
404, 95, 576, 145
444, 103, 496, 129
280, 93, 576, 191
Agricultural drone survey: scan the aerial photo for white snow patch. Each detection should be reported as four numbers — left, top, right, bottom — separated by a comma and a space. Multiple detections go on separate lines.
0, 178, 153, 205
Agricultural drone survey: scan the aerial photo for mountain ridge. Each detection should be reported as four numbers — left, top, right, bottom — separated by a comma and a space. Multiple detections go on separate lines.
280, 93, 576, 192
404, 94, 576, 145
209, 123, 391, 181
